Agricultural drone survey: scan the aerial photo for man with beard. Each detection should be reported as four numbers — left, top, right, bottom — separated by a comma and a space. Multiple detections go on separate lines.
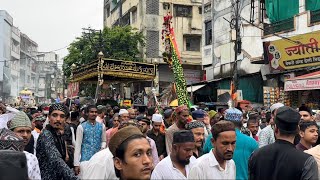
247, 118, 260, 142
119, 109, 130, 123
36, 103, 78, 180
186, 121, 205, 158
7, 111, 34, 153
151, 130, 196, 179
31, 114, 46, 152
74, 105, 106, 175
202, 108, 258, 179
166, 105, 190, 154
110, 126, 153, 180
188, 121, 236, 179
249, 106, 318, 180
138, 117, 160, 166
147, 114, 167, 161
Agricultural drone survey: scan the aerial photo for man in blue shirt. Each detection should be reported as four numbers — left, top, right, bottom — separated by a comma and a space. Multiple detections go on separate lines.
203, 107, 258, 180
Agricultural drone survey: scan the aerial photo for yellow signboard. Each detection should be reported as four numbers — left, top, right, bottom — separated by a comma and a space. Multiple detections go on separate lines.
264, 31, 320, 71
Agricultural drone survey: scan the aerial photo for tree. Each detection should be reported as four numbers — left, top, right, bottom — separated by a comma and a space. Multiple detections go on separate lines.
63, 26, 145, 79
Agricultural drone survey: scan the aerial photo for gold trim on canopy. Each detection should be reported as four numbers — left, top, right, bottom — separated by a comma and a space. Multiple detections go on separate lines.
71, 58, 156, 82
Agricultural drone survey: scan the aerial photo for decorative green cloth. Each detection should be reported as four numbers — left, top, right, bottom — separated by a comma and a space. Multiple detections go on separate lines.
265, 0, 299, 23
306, 0, 320, 11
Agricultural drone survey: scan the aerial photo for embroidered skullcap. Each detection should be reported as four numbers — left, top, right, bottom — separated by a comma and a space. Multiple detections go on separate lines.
174, 105, 188, 114
119, 109, 129, 116
49, 103, 69, 116
152, 114, 163, 123
185, 120, 205, 130
0, 128, 24, 151
173, 130, 195, 144
225, 108, 242, 122
192, 110, 205, 119
34, 115, 46, 122
208, 110, 218, 119
7, 111, 32, 130
109, 126, 143, 157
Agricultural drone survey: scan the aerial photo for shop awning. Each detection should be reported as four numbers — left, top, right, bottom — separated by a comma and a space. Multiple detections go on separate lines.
284, 71, 320, 91
187, 84, 206, 93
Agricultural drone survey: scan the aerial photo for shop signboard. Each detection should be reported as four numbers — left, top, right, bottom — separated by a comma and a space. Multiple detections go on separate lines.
264, 31, 320, 72
285, 78, 320, 91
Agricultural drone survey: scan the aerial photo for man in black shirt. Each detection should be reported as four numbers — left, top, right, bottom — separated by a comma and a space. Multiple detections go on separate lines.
147, 114, 166, 160
249, 106, 318, 180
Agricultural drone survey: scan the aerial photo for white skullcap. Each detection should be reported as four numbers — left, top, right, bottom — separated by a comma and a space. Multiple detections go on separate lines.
119, 109, 129, 116
270, 103, 284, 113
152, 114, 163, 123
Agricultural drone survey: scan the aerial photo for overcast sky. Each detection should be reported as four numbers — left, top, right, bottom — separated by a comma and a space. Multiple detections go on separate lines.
0, 0, 103, 58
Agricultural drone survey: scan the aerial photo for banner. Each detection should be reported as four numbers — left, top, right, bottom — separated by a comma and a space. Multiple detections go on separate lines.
264, 31, 320, 72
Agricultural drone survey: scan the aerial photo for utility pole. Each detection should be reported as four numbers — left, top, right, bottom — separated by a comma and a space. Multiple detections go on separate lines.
82, 28, 105, 102
231, 0, 241, 107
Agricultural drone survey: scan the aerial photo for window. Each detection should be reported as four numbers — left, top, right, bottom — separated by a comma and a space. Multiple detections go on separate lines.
185, 36, 201, 51
146, 0, 159, 15
174, 5, 192, 17
107, 6, 110, 18
205, 21, 212, 45
198, 7, 202, 14
132, 9, 137, 24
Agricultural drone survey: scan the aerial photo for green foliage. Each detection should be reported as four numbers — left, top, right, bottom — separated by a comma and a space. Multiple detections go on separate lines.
63, 26, 145, 79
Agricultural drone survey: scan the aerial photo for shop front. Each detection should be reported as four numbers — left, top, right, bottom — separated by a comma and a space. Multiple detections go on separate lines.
284, 71, 320, 109
263, 30, 320, 108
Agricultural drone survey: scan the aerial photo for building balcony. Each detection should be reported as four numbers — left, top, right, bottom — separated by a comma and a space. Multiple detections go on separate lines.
11, 49, 20, 59
310, 9, 320, 24
263, 18, 294, 36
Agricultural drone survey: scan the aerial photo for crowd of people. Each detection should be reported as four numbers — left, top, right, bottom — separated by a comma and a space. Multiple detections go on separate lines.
0, 100, 320, 180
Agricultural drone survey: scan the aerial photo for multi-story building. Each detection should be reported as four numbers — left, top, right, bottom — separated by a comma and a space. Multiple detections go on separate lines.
103, 0, 203, 94
0, 10, 13, 102
36, 52, 63, 104
201, 0, 264, 103
9, 26, 21, 103
0, 10, 64, 104
20, 33, 38, 96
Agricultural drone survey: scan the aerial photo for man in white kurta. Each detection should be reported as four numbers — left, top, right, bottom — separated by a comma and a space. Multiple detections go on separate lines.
151, 155, 196, 179
188, 120, 237, 180
151, 130, 197, 179
188, 149, 236, 179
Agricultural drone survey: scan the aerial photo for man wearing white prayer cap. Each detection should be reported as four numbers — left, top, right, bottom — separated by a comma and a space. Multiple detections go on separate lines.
147, 114, 167, 160
118, 109, 129, 122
